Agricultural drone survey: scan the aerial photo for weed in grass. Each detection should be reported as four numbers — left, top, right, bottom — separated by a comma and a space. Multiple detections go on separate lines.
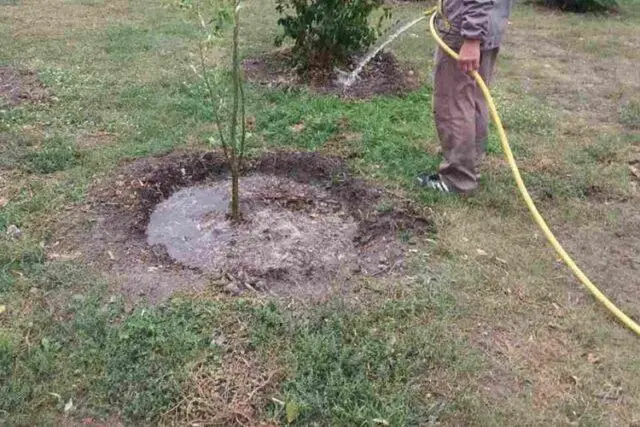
0, 105, 29, 133
31, 261, 95, 292
0, 331, 13, 380
38, 67, 75, 93
486, 127, 530, 157
566, 134, 634, 197
0, 131, 30, 170
0, 239, 45, 292
573, 135, 626, 165
486, 131, 502, 155
23, 135, 80, 174
376, 199, 394, 213
468, 171, 523, 215
620, 100, 640, 130
493, 90, 555, 137
105, 25, 155, 60
522, 169, 598, 200
399, 228, 414, 243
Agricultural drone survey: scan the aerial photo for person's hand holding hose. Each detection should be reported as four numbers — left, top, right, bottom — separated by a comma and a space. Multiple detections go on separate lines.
458, 39, 481, 72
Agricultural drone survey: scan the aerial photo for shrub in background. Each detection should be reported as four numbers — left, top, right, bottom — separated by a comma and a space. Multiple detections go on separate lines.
529, 0, 618, 13
275, 0, 391, 71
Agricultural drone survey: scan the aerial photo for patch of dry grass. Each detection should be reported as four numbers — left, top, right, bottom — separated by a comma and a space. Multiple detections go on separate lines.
500, 6, 640, 126
161, 319, 282, 427
2, 0, 133, 39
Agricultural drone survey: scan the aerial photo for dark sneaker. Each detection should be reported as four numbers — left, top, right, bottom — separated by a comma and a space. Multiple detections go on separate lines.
416, 173, 453, 193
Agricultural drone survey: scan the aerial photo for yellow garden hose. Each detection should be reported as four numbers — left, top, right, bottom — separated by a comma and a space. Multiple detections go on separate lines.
426, 11, 640, 336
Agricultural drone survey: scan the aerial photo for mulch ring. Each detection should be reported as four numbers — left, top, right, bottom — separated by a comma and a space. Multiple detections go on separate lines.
54, 150, 432, 303
0, 65, 49, 107
243, 50, 421, 99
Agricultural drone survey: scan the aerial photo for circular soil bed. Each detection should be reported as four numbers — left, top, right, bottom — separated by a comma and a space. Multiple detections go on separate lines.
57, 151, 431, 302
243, 50, 421, 99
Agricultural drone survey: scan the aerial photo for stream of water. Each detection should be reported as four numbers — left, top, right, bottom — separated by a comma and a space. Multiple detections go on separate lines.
336, 15, 427, 88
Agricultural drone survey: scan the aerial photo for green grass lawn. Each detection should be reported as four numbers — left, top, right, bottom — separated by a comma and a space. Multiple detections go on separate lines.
2, 0, 640, 425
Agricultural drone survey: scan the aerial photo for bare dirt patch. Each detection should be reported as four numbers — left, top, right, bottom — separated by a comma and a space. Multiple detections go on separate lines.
0, 66, 49, 107
55, 151, 430, 303
243, 50, 421, 99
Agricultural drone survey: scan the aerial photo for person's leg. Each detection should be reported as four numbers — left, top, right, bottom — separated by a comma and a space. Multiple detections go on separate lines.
432, 47, 478, 193
474, 48, 499, 179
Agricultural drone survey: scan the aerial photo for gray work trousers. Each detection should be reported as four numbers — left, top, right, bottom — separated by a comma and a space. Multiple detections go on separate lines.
433, 47, 499, 193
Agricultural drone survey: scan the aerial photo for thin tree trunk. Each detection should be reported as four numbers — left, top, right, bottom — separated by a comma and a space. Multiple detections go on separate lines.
230, 164, 241, 222
229, 0, 242, 222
